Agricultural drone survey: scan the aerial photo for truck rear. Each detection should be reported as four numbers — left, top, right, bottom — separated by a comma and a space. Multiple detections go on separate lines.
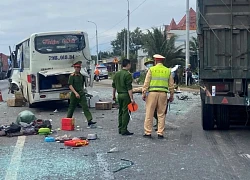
197, 0, 250, 130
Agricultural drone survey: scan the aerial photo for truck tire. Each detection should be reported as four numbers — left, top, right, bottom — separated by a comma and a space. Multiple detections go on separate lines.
202, 101, 214, 130
216, 105, 229, 130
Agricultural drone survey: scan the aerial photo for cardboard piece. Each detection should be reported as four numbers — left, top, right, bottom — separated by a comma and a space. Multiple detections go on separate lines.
14, 92, 24, 100
95, 102, 112, 110
7, 99, 24, 107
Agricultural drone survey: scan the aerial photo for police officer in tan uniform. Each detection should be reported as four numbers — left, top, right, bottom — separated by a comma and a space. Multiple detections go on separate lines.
142, 54, 174, 139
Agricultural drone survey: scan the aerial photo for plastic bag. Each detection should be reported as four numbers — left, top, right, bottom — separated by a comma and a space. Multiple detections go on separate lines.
16, 110, 37, 124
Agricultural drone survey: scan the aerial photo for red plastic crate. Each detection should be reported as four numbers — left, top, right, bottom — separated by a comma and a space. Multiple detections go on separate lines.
61, 118, 75, 131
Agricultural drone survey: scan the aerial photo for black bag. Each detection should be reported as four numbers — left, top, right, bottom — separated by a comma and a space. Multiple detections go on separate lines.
33, 119, 52, 131
5, 123, 21, 134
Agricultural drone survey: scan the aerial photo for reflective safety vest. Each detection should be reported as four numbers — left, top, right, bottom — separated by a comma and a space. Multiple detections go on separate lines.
149, 64, 171, 92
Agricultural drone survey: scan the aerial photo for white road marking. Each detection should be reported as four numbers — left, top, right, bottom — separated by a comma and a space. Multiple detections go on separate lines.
5, 136, 26, 180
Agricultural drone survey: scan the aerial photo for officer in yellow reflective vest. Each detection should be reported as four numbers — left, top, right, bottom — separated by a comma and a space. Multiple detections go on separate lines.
142, 54, 174, 139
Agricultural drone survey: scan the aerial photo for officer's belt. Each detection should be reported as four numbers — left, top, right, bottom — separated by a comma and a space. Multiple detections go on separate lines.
118, 92, 128, 94
149, 91, 167, 93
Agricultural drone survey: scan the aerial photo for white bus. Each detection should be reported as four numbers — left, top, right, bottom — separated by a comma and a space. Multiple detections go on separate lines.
9, 30, 95, 107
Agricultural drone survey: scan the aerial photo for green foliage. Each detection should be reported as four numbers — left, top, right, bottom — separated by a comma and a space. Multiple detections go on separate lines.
143, 27, 184, 67
137, 71, 146, 84
111, 27, 144, 56
190, 36, 198, 55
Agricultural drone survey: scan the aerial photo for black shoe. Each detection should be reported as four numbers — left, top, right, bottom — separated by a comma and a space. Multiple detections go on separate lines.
121, 131, 134, 136
155, 128, 158, 131
143, 134, 152, 138
88, 121, 96, 126
158, 135, 164, 139
119, 130, 121, 134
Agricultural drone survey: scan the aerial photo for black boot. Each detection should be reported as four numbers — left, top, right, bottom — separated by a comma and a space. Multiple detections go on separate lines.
88, 121, 96, 126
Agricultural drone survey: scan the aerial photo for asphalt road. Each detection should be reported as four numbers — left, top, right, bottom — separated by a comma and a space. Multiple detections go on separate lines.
1, 79, 250, 180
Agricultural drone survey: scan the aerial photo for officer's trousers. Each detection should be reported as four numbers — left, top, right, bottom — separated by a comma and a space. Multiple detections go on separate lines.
144, 92, 167, 136
67, 92, 93, 121
118, 93, 131, 134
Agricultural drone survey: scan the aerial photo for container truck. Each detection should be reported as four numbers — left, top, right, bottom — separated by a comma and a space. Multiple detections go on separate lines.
197, 0, 250, 130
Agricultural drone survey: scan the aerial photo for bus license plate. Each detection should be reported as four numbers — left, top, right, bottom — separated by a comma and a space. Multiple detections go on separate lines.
60, 93, 70, 99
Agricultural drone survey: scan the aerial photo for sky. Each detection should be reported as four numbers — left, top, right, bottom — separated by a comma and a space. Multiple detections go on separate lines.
0, 0, 196, 55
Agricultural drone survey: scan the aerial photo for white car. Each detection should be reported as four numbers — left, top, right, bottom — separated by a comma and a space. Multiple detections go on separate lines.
95, 65, 108, 79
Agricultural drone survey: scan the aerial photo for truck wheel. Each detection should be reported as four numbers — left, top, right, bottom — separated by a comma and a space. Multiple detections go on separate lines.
202, 101, 214, 130
216, 105, 229, 130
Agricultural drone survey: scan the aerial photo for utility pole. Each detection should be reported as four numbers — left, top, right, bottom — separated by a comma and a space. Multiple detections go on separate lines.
88, 20, 99, 65
124, 30, 126, 57
126, 0, 130, 59
185, 0, 190, 86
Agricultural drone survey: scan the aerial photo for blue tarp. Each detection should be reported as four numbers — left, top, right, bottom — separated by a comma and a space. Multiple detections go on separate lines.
133, 71, 140, 79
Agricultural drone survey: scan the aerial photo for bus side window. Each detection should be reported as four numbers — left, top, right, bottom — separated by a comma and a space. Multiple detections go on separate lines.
23, 40, 30, 68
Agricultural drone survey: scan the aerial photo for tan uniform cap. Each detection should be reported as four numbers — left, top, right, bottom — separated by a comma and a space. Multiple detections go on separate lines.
153, 54, 165, 60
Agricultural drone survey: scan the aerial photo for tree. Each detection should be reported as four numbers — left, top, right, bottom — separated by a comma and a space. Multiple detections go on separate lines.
111, 27, 145, 72
143, 27, 184, 67
190, 36, 198, 55
111, 27, 145, 57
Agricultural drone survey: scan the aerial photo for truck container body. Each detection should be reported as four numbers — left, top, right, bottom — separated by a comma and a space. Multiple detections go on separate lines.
197, 0, 250, 130
0, 53, 9, 79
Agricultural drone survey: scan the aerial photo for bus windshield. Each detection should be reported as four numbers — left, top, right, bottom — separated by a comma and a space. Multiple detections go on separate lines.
35, 34, 85, 54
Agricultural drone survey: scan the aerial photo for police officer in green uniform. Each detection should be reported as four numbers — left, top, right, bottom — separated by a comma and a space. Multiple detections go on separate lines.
67, 61, 96, 126
112, 59, 135, 136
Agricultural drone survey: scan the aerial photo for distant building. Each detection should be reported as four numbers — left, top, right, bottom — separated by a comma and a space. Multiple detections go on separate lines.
137, 49, 148, 71
165, 8, 197, 50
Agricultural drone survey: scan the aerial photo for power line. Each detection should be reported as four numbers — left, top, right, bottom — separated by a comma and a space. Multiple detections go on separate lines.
90, 0, 148, 38
130, 0, 147, 14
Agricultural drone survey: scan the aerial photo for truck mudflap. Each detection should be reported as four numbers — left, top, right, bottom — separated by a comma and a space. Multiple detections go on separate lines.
205, 96, 250, 106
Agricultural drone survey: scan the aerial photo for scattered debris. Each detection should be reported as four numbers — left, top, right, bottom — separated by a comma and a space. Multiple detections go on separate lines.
96, 102, 112, 110
87, 124, 97, 129
107, 147, 119, 153
45, 137, 55, 142
16, 110, 37, 124
55, 134, 72, 142
176, 95, 191, 100
64, 139, 89, 147
239, 154, 250, 159
192, 92, 199, 96
113, 159, 134, 173
87, 133, 97, 140
96, 117, 104, 119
